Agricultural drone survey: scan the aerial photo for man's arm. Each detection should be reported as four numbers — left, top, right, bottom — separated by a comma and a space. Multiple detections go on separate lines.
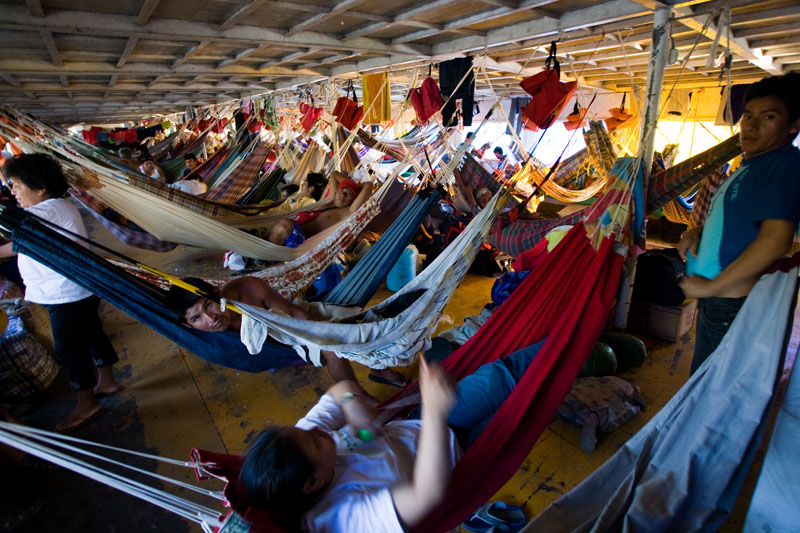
680, 219, 796, 298
0, 242, 16, 258
391, 359, 456, 529
251, 277, 313, 319
347, 179, 373, 214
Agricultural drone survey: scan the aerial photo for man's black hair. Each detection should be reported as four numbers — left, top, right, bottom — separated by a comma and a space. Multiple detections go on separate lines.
184, 153, 198, 162
494, 146, 504, 156
305, 173, 328, 201
1, 153, 69, 198
163, 277, 218, 323
240, 428, 317, 521
745, 72, 800, 122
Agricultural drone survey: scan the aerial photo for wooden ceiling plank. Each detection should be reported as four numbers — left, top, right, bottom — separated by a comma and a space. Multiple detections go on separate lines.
136, 0, 161, 26
219, 0, 268, 31
40, 30, 63, 67
0, 73, 21, 87
171, 41, 211, 69
116, 37, 139, 68
288, 0, 370, 36
216, 44, 267, 69
25, 0, 43, 17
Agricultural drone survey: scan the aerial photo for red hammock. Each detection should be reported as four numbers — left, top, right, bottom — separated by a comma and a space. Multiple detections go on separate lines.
192, 222, 624, 532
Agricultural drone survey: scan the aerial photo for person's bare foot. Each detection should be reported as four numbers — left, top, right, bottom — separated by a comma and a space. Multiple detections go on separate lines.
54, 405, 104, 433
368, 368, 411, 388
93, 367, 122, 397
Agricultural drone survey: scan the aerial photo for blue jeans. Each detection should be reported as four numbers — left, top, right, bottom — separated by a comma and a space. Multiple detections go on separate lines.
691, 296, 746, 374
447, 339, 545, 450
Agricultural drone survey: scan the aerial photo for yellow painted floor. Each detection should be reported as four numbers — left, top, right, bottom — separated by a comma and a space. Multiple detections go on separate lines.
9, 207, 789, 532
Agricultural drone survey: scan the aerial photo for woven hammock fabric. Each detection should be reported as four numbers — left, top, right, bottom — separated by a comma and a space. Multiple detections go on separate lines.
205, 142, 271, 203
235, 186, 512, 368
647, 135, 741, 212
4, 212, 299, 373
524, 256, 799, 533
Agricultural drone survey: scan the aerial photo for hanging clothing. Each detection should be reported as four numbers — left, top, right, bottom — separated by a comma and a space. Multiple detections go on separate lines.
664, 88, 692, 116
361, 72, 391, 124
715, 84, 751, 125
439, 57, 475, 127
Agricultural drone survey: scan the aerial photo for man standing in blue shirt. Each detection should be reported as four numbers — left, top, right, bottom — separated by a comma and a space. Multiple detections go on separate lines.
679, 73, 800, 374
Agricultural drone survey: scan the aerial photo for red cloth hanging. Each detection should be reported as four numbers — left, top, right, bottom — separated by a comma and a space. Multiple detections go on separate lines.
409, 71, 444, 124
298, 101, 322, 132
519, 42, 577, 130
333, 82, 364, 130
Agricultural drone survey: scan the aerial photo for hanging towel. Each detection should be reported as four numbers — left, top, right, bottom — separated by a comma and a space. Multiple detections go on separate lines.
361, 72, 391, 124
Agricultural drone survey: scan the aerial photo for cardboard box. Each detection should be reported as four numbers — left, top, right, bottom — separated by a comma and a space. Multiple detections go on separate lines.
629, 298, 698, 342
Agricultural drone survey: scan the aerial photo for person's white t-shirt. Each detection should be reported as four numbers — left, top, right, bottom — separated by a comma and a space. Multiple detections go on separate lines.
19, 198, 93, 305
169, 180, 207, 195
297, 394, 462, 533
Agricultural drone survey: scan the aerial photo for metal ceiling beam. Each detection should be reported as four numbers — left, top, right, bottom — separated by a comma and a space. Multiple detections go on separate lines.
40, 30, 63, 67
136, 0, 161, 26
116, 37, 139, 68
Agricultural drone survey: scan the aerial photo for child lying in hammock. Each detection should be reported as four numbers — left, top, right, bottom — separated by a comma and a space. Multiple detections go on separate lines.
266, 171, 373, 247
165, 276, 411, 394
239, 340, 544, 532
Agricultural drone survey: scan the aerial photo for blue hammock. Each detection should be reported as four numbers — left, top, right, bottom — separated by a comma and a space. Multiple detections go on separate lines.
322, 186, 442, 308
2, 209, 299, 373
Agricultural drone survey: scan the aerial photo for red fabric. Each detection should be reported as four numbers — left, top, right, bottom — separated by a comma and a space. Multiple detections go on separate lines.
409, 77, 444, 124
519, 68, 577, 130
413, 223, 623, 532
294, 210, 322, 226
299, 102, 323, 132
511, 236, 549, 271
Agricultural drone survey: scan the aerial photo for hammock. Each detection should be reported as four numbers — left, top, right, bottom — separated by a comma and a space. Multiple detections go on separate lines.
524, 255, 800, 532
322, 186, 443, 307
233, 184, 512, 369
0, 208, 300, 373
71, 190, 179, 253
205, 142, 271, 204
647, 134, 741, 212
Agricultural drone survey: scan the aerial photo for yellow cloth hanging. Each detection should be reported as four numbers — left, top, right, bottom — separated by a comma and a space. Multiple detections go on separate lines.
362, 72, 391, 124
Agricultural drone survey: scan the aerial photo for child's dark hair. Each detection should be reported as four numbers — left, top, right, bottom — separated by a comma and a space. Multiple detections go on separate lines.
240, 427, 317, 521
745, 72, 800, 122
305, 173, 327, 201
1, 153, 69, 198
282, 184, 300, 197
163, 277, 218, 322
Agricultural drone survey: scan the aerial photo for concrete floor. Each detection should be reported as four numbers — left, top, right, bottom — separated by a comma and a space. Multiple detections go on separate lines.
6, 205, 794, 532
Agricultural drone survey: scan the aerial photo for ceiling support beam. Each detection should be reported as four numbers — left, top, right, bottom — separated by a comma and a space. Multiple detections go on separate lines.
116, 37, 139, 68
171, 41, 210, 69
0, 73, 20, 87
58, 73, 68, 87
40, 30, 63, 67
25, 0, 43, 17
287, 0, 369, 36
259, 49, 314, 70
219, 0, 268, 31
136, 0, 161, 26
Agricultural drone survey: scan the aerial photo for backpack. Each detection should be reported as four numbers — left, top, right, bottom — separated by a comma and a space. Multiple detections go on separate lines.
409, 66, 444, 124
519, 42, 577, 130
632, 248, 686, 306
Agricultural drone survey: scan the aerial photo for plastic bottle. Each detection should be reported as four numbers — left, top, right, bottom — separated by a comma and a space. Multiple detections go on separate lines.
386, 245, 418, 292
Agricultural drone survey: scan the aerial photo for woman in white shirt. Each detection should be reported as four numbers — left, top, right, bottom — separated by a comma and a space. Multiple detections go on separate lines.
137, 156, 166, 182
0, 154, 121, 433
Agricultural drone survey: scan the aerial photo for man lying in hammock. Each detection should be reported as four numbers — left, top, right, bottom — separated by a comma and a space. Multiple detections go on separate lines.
238, 340, 542, 532
266, 171, 372, 247
165, 276, 411, 391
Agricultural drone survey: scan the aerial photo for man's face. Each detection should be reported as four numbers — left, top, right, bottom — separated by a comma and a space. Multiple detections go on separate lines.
184, 297, 230, 332
333, 187, 355, 208
740, 96, 800, 158
185, 158, 199, 170
286, 426, 336, 492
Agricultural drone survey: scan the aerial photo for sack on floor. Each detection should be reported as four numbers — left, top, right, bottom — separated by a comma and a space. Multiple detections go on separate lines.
0, 315, 59, 402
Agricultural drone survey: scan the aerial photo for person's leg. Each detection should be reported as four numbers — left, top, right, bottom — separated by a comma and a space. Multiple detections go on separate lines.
80, 297, 121, 395
691, 296, 746, 374
46, 301, 103, 430
448, 339, 546, 449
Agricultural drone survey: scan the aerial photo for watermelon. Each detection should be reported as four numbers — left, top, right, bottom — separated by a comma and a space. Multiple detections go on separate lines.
599, 333, 647, 371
